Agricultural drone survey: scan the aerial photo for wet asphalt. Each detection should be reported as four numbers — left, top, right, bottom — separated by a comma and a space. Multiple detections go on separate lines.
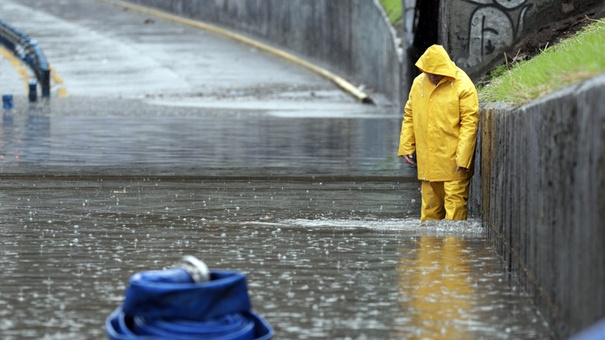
0, 1, 554, 339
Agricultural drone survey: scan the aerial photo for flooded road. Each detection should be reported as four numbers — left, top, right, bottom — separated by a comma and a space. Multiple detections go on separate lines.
0, 176, 552, 339
0, 99, 554, 339
0, 98, 405, 177
1, 0, 553, 338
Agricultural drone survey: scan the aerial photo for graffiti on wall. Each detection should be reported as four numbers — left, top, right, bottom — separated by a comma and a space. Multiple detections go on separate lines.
458, 0, 533, 68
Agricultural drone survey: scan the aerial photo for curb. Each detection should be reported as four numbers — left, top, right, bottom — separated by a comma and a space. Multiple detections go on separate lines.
102, 0, 373, 104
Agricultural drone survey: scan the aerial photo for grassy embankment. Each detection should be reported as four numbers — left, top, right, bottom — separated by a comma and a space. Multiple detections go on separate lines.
479, 18, 605, 107
377, 1, 605, 107
379, 0, 402, 27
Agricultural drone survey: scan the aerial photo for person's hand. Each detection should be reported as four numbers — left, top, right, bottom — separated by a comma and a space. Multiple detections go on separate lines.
456, 166, 468, 172
402, 155, 416, 165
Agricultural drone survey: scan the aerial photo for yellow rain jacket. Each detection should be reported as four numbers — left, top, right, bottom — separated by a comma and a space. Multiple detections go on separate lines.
399, 45, 479, 182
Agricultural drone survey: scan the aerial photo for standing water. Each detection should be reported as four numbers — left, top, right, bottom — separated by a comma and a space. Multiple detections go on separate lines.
0, 0, 554, 335
0, 99, 552, 339
0, 176, 553, 339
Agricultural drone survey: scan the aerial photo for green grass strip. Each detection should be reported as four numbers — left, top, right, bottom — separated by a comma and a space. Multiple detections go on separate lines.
479, 19, 605, 107
379, 0, 402, 26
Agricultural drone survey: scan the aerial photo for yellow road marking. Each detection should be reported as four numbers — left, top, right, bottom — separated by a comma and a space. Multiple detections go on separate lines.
0, 47, 68, 97
50, 65, 68, 97
0, 46, 30, 91
102, 0, 372, 103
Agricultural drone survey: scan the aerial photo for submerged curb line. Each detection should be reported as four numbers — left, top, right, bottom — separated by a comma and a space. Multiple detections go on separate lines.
103, 0, 373, 104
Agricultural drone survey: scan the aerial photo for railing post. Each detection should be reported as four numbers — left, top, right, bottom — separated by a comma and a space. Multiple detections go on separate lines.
28, 79, 37, 102
42, 69, 50, 97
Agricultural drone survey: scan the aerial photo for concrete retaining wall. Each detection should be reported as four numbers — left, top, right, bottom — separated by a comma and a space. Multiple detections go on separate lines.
477, 74, 605, 338
124, 0, 402, 105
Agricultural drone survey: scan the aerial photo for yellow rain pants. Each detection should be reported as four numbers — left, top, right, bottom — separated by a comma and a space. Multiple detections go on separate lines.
420, 179, 470, 222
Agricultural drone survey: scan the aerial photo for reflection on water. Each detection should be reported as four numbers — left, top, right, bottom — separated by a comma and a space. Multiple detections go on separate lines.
0, 178, 553, 339
0, 98, 551, 339
1, 103, 51, 167
398, 235, 552, 339
0, 98, 409, 177
404, 237, 473, 339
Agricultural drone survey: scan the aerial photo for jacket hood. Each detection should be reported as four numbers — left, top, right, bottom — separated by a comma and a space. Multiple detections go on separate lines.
415, 45, 457, 79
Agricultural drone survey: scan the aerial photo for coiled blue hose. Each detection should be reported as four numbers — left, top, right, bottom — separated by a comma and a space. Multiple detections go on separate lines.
106, 260, 272, 340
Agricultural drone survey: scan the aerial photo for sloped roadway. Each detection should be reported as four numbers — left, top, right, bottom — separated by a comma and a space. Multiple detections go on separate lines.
0, 1, 554, 339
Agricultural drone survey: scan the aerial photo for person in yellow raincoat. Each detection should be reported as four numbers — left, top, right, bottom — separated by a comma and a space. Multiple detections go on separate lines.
399, 45, 479, 221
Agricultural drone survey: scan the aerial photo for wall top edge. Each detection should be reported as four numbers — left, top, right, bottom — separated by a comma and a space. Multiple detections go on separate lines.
481, 72, 605, 112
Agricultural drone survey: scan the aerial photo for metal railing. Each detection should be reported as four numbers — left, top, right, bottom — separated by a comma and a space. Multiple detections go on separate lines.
0, 19, 50, 98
